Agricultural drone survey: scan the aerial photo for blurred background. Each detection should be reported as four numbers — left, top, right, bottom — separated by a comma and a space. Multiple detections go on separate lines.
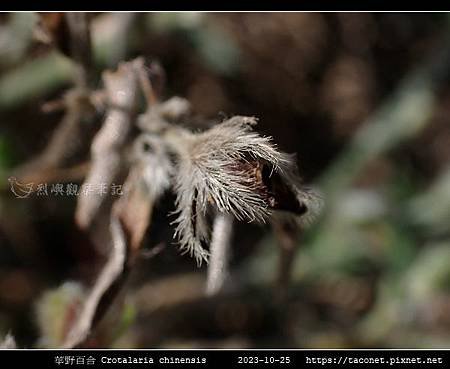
0, 12, 449, 348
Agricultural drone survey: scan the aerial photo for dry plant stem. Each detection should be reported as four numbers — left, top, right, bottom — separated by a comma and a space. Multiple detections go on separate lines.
65, 13, 94, 89
63, 213, 127, 348
17, 161, 90, 187
75, 60, 140, 229
13, 13, 95, 182
66, 156, 157, 348
13, 103, 85, 180
272, 218, 300, 301
68, 59, 155, 347
136, 63, 158, 106
206, 213, 233, 296
38, 103, 85, 168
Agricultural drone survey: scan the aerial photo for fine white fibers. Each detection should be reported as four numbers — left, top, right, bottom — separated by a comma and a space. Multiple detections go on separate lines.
133, 134, 174, 201
137, 111, 322, 265
170, 116, 308, 265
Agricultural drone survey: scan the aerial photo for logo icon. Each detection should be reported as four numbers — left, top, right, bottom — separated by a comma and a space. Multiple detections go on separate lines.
8, 177, 34, 198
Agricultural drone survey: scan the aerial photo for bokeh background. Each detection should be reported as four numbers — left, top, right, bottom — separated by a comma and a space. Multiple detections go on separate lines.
0, 12, 449, 348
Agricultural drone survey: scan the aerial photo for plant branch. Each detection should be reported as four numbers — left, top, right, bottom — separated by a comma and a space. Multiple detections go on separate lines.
12, 13, 96, 183
271, 217, 301, 301
65, 13, 94, 89
206, 213, 233, 296
63, 211, 127, 348
75, 59, 141, 230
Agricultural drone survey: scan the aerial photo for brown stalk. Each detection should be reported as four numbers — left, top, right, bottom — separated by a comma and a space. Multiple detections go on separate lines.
75, 59, 141, 230
13, 13, 95, 184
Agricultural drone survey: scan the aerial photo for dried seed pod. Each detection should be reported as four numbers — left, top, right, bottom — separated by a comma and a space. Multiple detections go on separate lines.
169, 116, 321, 264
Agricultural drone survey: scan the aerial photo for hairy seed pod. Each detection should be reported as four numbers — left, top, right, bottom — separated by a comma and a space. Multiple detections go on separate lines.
169, 116, 322, 264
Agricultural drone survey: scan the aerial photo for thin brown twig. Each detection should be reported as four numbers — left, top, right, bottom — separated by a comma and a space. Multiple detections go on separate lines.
65, 162, 157, 348
272, 217, 301, 301
14, 161, 90, 188
13, 93, 87, 177
65, 12, 94, 89
13, 12, 96, 183
65, 57, 166, 348
135, 60, 159, 107
63, 211, 127, 348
